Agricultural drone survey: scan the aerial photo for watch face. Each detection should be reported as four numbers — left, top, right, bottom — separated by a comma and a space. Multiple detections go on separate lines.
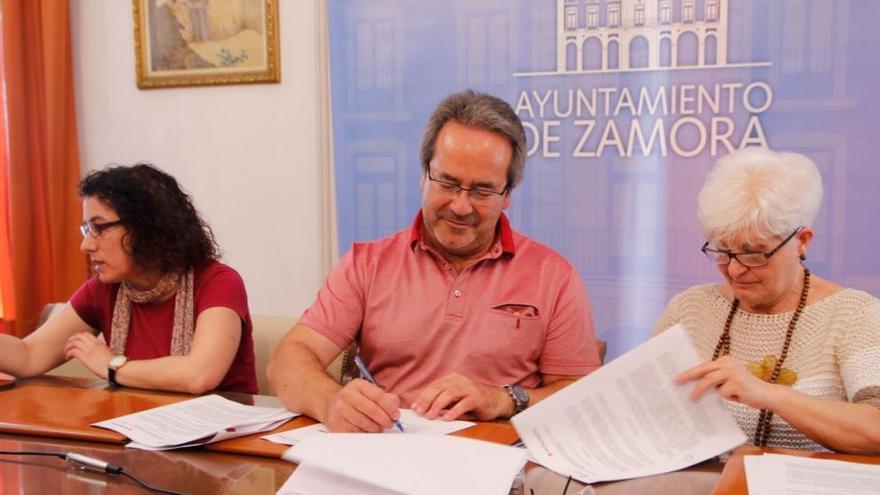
109, 356, 127, 369
511, 385, 529, 404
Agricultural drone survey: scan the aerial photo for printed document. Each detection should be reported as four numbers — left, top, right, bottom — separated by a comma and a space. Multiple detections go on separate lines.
277, 433, 526, 495
262, 409, 474, 445
512, 324, 746, 483
93, 394, 298, 450
744, 453, 880, 495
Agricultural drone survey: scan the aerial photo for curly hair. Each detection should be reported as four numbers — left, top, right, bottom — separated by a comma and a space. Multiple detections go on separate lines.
79, 163, 220, 274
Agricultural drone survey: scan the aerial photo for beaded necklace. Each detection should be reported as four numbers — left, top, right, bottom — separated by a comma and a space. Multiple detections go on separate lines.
712, 267, 811, 446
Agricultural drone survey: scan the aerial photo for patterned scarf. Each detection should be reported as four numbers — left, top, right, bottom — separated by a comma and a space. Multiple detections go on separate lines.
109, 270, 195, 356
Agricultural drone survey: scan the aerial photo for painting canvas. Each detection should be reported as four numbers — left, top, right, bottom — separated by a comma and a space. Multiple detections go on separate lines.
134, 0, 280, 88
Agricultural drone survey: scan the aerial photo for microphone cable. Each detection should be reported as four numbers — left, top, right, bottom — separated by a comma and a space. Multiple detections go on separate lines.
0, 450, 189, 495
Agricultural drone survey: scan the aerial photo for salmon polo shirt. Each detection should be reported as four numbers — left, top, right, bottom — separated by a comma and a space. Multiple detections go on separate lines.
299, 211, 601, 406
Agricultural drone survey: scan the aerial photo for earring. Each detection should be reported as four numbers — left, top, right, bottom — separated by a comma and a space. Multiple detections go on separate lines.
799, 253, 806, 262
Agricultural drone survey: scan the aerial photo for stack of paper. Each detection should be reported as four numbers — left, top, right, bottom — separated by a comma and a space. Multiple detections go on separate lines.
262, 409, 474, 445
745, 453, 880, 495
277, 434, 527, 495
512, 324, 747, 483
93, 394, 298, 450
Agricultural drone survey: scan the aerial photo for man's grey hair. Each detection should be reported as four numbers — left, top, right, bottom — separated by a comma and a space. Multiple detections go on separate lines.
420, 90, 527, 192
698, 147, 823, 246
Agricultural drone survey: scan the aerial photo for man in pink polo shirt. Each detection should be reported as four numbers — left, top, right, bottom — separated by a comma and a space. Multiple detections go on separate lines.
268, 90, 601, 432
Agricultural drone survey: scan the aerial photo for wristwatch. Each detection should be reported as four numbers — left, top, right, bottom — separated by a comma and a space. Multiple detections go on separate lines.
108, 355, 129, 387
503, 384, 529, 416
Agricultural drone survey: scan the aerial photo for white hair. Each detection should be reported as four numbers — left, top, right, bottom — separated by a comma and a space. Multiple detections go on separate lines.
698, 147, 823, 245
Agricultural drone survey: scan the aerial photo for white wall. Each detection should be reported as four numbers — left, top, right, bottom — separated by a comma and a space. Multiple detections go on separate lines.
69, 0, 332, 316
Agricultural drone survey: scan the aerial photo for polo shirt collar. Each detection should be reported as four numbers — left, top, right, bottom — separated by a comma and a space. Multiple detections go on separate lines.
409, 210, 516, 256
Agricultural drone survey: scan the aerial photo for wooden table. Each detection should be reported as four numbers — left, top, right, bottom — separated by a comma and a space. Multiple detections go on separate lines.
0, 375, 522, 493
0, 432, 295, 494
0, 376, 520, 457
14, 376, 878, 494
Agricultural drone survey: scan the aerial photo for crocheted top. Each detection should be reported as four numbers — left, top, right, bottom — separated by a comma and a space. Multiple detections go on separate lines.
654, 285, 880, 451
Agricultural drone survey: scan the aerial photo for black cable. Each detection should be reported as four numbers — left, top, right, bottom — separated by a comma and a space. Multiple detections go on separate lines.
562, 474, 573, 495
0, 450, 189, 494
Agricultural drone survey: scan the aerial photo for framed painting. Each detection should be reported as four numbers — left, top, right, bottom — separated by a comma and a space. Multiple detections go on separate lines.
133, 0, 280, 89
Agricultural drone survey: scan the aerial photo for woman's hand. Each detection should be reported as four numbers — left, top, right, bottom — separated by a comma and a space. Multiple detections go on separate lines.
64, 332, 114, 379
676, 355, 778, 410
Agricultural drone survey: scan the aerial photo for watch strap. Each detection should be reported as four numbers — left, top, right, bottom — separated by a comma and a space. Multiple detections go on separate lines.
504, 384, 528, 415
107, 355, 128, 387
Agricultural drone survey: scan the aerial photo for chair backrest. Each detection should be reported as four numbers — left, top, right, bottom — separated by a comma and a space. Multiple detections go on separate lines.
41, 303, 97, 379
250, 315, 353, 395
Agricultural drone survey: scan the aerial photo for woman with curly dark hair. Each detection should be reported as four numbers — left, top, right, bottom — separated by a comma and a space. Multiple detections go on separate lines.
0, 164, 257, 394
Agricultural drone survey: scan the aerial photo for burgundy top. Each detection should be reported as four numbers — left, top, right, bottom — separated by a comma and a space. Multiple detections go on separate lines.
70, 261, 257, 394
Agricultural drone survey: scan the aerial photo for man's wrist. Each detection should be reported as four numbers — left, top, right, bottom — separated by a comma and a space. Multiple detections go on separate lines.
502, 384, 529, 418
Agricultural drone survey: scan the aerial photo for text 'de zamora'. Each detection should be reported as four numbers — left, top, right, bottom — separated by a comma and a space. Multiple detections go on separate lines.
517, 82, 773, 159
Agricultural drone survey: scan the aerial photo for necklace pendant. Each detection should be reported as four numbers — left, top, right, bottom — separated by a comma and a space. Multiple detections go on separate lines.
747, 355, 798, 386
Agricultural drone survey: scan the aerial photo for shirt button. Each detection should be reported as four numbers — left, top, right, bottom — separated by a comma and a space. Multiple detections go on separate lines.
453, 289, 462, 297
446, 265, 452, 271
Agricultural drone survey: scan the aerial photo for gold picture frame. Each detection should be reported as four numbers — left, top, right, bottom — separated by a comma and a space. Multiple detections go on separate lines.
133, 0, 280, 89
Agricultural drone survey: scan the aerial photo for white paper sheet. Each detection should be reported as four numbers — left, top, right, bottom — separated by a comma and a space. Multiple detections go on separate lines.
262, 409, 474, 445
743, 455, 768, 495
512, 324, 747, 483
277, 434, 526, 495
744, 454, 880, 495
92, 394, 298, 449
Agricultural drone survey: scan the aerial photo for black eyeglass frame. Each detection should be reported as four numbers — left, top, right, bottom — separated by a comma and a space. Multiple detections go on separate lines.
701, 226, 805, 268
80, 220, 124, 239
426, 170, 508, 201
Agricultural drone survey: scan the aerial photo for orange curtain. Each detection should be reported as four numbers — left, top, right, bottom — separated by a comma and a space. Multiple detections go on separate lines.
0, 0, 86, 336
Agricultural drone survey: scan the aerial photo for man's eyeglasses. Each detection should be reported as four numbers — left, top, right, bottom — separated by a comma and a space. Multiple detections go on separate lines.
701, 227, 804, 268
426, 170, 507, 204
80, 220, 124, 239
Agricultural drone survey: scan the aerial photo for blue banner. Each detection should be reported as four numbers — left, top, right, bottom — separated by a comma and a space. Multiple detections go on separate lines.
328, 0, 880, 359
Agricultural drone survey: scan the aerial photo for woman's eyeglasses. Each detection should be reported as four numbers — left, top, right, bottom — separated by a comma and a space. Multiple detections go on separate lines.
701, 227, 804, 268
79, 220, 124, 239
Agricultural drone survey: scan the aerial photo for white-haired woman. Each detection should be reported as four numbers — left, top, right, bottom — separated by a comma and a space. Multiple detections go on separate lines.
655, 147, 880, 454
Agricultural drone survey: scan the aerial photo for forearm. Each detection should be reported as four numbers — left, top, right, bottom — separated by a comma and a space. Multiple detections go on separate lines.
111, 355, 228, 394
267, 342, 342, 421
528, 378, 577, 405
0, 334, 62, 377
494, 378, 577, 419
770, 385, 880, 454
0, 335, 32, 376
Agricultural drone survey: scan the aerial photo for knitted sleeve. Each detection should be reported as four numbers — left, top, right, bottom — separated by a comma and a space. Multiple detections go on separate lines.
835, 291, 880, 407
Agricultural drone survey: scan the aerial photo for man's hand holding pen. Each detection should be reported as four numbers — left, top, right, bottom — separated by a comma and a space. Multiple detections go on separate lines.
322, 378, 403, 433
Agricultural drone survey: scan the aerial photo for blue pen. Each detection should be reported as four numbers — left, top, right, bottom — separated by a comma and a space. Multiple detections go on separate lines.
353, 355, 405, 432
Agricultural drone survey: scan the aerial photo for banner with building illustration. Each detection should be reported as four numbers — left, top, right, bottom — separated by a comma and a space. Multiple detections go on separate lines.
327, 0, 880, 359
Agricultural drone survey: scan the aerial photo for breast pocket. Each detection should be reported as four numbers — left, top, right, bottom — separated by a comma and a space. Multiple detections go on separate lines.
489, 303, 541, 330
477, 303, 545, 362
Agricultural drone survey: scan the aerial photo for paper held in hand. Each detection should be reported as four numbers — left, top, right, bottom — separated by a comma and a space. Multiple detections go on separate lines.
512, 324, 747, 484
92, 394, 298, 450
